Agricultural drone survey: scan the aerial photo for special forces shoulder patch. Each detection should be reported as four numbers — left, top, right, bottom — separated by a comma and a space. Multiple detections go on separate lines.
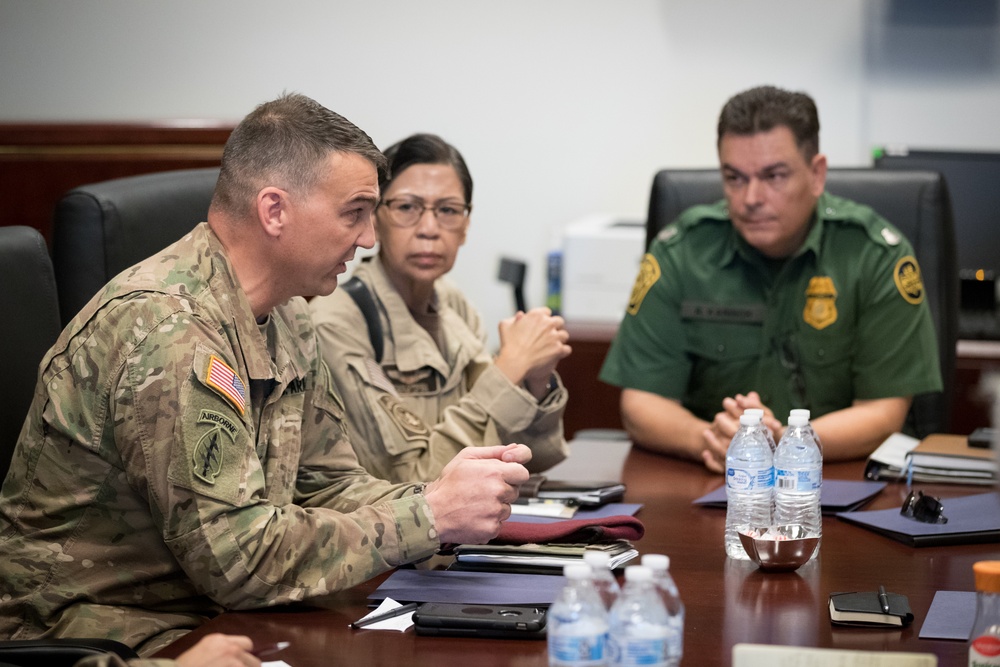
377, 394, 431, 442
803, 276, 838, 330
627, 253, 661, 315
192, 409, 240, 485
893, 256, 925, 305
204, 354, 247, 415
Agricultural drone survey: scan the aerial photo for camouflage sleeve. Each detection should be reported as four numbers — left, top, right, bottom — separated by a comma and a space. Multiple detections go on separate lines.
117, 304, 439, 612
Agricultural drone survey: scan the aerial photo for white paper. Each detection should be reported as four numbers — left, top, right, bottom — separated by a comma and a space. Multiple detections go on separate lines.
350, 597, 415, 632
733, 643, 936, 666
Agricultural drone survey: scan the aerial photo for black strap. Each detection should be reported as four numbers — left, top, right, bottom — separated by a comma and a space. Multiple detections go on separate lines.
341, 277, 384, 363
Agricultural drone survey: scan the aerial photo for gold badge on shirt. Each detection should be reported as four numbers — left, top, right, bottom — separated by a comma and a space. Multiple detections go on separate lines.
893, 256, 925, 305
627, 254, 661, 315
803, 276, 838, 330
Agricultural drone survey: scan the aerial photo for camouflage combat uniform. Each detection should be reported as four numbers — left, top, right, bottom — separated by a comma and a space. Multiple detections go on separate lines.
310, 255, 568, 484
0, 223, 440, 656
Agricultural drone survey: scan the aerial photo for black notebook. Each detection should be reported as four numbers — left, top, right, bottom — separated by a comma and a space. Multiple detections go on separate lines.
828, 591, 913, 628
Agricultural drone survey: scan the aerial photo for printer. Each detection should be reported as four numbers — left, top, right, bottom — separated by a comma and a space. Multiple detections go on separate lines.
560, 215, 646, 323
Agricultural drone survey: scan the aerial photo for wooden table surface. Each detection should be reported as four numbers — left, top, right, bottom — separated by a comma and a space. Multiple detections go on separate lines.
155, 440, 1000, 666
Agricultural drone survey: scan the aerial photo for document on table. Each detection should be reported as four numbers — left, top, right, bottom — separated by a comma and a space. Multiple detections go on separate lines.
369, 569, 565, 606
733, 643, 936, 666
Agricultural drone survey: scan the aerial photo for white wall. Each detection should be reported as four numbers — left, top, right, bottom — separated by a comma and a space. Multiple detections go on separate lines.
3, 0, 999, 346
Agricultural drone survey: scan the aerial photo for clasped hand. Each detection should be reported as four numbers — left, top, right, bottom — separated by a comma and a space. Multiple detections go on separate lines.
423, 444, 531, 544
494, 307, 572, 399
701, 391, 781, 474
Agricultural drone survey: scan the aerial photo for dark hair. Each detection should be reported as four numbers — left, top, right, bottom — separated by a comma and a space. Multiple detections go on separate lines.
211, 92, 387, 218
717, 85, 820, 160
380, 133, 473, 204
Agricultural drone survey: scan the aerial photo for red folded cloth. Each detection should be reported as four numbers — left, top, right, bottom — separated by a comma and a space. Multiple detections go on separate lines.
493, 515, 644, 545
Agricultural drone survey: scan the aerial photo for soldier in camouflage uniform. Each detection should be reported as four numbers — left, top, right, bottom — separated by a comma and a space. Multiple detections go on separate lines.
310, 133, 570, 484
0, 93, 530, 658
600, 85, 941, 473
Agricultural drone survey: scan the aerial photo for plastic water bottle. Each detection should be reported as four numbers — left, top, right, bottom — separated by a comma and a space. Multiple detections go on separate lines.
583, 550, 621, 611
773, 413, 822, 559
742, 408, 776, 453
789, 408, 822, 454
608, 565, 669, 667
969, 561, 1000, 666
725, 414, 774, 560
548, 563, 609, 667
640, 554, 683, 667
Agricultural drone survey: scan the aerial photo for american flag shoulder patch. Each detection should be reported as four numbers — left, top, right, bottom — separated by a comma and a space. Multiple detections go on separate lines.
205, 354, 247, 415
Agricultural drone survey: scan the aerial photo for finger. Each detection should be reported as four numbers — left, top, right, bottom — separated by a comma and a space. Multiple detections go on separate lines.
456, 444, 522, 461
499, 443, 532, 464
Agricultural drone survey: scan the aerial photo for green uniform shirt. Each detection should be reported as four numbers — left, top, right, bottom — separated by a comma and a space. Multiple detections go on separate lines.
0, 224, 440, 654
600, 192, 942, 422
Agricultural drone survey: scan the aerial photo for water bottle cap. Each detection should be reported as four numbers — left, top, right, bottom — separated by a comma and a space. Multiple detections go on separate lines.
583, 550, 611, 568
789, 408, 811, 420
739, 414, 761, 426
564, 563, 593, 580
743, 409, 764, 418
641, 553, 669, 572
788, 414, 808, 427
624, 565, 653, 582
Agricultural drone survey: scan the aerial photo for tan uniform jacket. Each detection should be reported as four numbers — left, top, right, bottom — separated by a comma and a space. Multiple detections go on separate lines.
0, 224, 439, 655
309, 256, 568, 483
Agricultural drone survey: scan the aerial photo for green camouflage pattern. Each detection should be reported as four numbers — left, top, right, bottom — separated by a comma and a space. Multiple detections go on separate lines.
0, 223, 439, 655
310, 254, 568, 483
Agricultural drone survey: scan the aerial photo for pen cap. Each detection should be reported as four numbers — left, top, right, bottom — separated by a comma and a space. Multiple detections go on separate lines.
974, 561, 1000, 593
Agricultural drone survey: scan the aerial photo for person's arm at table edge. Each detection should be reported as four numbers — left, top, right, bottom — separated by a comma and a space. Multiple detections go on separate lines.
807, 396, 911, 462
620, 388, 710, 464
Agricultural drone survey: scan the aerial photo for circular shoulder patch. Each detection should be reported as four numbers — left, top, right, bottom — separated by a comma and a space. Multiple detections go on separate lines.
893, 256, 925, 305
627, 253, 661, 315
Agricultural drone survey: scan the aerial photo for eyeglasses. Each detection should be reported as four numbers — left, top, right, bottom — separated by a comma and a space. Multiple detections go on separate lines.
900, 490, 948, 524
381, 197, 471, 230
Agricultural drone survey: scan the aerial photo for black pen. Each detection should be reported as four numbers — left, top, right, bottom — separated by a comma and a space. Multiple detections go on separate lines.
252, 641, 290, 658
877, 585, 890, 614
350, 602, 420, 629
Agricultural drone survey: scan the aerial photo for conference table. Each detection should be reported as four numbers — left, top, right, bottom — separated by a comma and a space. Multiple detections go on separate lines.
155, 438, 1000, 666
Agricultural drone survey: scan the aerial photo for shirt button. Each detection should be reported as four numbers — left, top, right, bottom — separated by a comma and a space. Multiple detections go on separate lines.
825, 207, 835, 215
717, 344, 725, 354
818, 349, 825, 357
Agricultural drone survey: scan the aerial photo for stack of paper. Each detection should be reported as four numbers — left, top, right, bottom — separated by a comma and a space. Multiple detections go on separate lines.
450, 540, 638, 575
905, 433, 997, 485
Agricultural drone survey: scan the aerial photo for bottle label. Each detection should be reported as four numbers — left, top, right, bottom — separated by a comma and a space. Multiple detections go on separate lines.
727, 466, 774, 492
608, 636, 667, 667
775, 468, 821, 492
549, 632, 607, 666
971, 633, 1000, 665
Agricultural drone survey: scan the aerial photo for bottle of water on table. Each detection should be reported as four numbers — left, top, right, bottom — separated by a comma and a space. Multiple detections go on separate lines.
742, 408, 776, 453
583, 549, 621, 611
788, 408, 822, 455
640, 554, 684, 667
608, 565, 669, 667
725, 413, 773, 560
773, 413, 822, 559
548, 563, 609, 667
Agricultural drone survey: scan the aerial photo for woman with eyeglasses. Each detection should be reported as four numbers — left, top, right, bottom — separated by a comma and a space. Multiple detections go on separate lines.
309, 133, 571, 483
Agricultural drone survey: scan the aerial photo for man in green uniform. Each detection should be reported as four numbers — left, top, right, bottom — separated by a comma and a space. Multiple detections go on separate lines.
600, 85, 941, 473
0, 93, 531, 655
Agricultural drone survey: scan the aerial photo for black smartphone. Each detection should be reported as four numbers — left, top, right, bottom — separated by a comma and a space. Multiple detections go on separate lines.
968, 427, 997, 449
412, 602, 547, 639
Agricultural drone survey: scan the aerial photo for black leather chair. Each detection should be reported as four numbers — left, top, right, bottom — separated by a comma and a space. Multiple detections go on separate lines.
0, 227, 138, 665
0, 639, 138, 667
0, 226, 61, 484
52, 167, 220, 326
645, 168, 958, 436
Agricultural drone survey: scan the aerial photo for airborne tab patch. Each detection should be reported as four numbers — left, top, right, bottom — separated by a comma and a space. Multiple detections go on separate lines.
894, 256, 925, 304
192, 410, 238, 484
205, 355, 247, 415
